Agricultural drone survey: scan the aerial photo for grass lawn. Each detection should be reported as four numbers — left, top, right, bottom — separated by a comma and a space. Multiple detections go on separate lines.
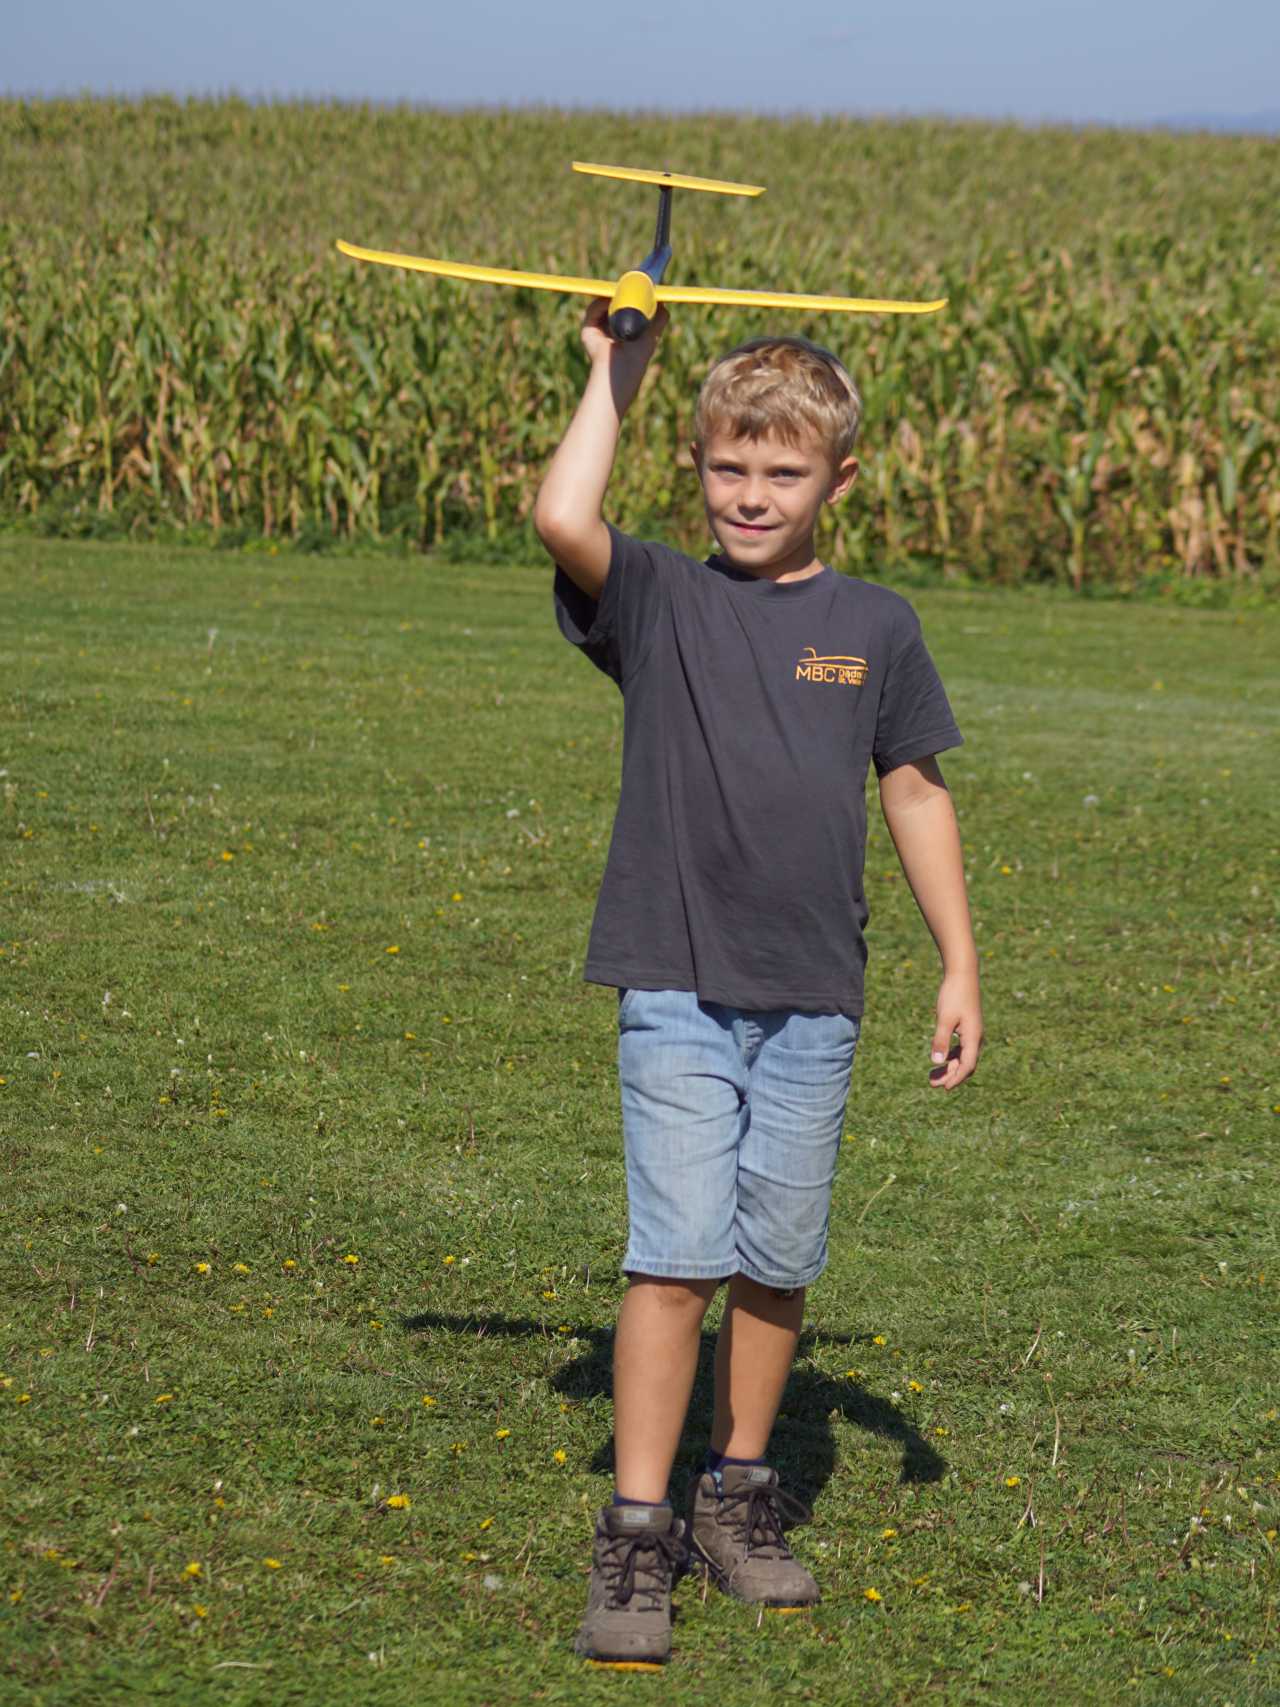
1, 538, 1277, 1705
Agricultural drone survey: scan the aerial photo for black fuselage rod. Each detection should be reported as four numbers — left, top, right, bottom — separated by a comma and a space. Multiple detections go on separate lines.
638, 186, 673, 284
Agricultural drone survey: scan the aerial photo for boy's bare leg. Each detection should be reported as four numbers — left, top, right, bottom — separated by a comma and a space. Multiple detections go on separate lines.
613, 1276, 719, 1503
709, 1274, 805, 1459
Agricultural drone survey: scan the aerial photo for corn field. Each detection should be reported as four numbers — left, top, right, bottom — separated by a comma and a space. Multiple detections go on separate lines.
2, 99, 1278, 587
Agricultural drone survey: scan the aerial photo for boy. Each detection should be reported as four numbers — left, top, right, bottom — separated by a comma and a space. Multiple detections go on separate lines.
534, 299, 982, 1669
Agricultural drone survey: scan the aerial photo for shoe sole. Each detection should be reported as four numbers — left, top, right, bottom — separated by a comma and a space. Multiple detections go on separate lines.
689, 1545, 819, 1611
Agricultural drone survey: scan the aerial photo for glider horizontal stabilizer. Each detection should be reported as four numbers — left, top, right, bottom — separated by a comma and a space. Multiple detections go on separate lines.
571, 161, 765, 196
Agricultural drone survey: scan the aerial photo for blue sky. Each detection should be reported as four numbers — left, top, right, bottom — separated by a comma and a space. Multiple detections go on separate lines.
8, 0, 1279, 128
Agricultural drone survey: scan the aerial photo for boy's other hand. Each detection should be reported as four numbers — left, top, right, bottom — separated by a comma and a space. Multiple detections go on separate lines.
929, 969, 982, 1091
581, 298, 669, 415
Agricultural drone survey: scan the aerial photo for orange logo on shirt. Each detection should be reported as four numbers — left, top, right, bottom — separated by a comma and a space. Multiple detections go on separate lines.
795, 648, 867, 686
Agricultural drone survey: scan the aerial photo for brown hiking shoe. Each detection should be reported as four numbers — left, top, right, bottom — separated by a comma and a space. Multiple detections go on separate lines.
573, 1502, 688, 1669
688, 1464, 820, 1607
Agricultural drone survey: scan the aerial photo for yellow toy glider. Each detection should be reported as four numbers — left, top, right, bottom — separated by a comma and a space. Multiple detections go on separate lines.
337, 161, 945, 340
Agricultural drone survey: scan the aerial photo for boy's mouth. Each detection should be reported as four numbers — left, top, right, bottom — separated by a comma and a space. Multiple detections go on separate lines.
729, 520, 775, 535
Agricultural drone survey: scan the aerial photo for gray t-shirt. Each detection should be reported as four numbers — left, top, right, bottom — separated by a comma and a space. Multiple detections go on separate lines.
554, 525, 962, 1016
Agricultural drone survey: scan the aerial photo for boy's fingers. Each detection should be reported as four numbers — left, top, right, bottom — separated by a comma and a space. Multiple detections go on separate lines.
929, 1015, 981, 1090
958, 1028, 982, 1078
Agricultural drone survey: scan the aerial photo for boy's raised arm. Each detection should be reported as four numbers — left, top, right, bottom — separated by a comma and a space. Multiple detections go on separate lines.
533, 299, 668, 600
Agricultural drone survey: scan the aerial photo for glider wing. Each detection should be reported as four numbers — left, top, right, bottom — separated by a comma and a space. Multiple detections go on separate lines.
655, 281, 947, 316
335, 240, 617, 298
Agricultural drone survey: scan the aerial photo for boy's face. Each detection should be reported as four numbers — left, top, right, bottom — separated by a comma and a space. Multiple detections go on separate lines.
693, 429, 858, 581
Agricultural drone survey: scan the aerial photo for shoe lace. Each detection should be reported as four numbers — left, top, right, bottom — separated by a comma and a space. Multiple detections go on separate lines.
599, 1528, 687, 1611
717, 1482, 812, 1558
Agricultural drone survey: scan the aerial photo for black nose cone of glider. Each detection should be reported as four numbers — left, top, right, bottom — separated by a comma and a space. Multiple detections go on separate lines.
609, 307, 649, 342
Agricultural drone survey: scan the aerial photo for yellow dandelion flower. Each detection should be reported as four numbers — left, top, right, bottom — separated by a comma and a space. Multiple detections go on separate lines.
495, 1428, 510, 1440
442, 1254, 456, 1266
479, 1517, 494, 1531
43, 1549, 61, 1562
403, 1032, 416, 1041
845, 1369, 862, 1380
881, 1528, 897, 1540
369, 1319, 383, 1330
421, 1394, 438, 1407
233, 1263, 250, 1275
193, 1604, 208, 1618
872, 1335, 886, 1347
263, 1558, 282, 1570
342, 1253, 359, 1265
183, 1562, 202, 1579
146, 1252, 160, 1265
262, 1307, 274, 1318
379, 1555, 396, 1566
450, 1442, 465, 1456
16, 1393, 32, 1404
934, 1426, 949, 1437
221, 851, 235, 862
451, 892, 463, 902
864, 1587, 882, 1602
370, 1417, 386, 1428
194, 1262, 210, 1275
154, 1393, 175, 1405
9, 1589, 23, 1604
553, 1449, 567, 1465
1000, 864, 1013, 875
282, 1259, 297, 1270
386, 1494, 411, 1510
1005, 1475, 1021, 1487
385, 945, 400, 955
542, 1289, 557, 1300
908, 1380, 924, 1393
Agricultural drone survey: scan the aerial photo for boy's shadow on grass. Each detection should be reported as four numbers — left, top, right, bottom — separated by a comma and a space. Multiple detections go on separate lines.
402, 1310, 946, 1506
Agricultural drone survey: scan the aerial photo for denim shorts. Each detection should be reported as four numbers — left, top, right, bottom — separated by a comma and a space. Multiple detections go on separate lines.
617, 988, 860, 1290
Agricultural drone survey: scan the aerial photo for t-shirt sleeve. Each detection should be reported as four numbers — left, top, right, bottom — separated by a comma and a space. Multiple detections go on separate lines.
872, 605, 964, 777
552, 523, 671, 687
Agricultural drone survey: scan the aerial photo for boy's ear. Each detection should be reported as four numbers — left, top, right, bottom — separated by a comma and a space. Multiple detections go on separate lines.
827, 456, 859, 503
689, 441, 703, 474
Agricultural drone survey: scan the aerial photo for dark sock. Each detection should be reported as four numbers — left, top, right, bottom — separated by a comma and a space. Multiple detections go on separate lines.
612, 1491, 671, 1509
704, 1450, 766, 1486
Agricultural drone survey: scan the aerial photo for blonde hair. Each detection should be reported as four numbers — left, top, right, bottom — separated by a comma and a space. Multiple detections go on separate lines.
695, 336, 862, 467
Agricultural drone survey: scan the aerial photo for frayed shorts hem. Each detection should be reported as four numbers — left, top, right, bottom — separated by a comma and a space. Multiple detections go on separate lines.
621, 1253, 828, 1290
